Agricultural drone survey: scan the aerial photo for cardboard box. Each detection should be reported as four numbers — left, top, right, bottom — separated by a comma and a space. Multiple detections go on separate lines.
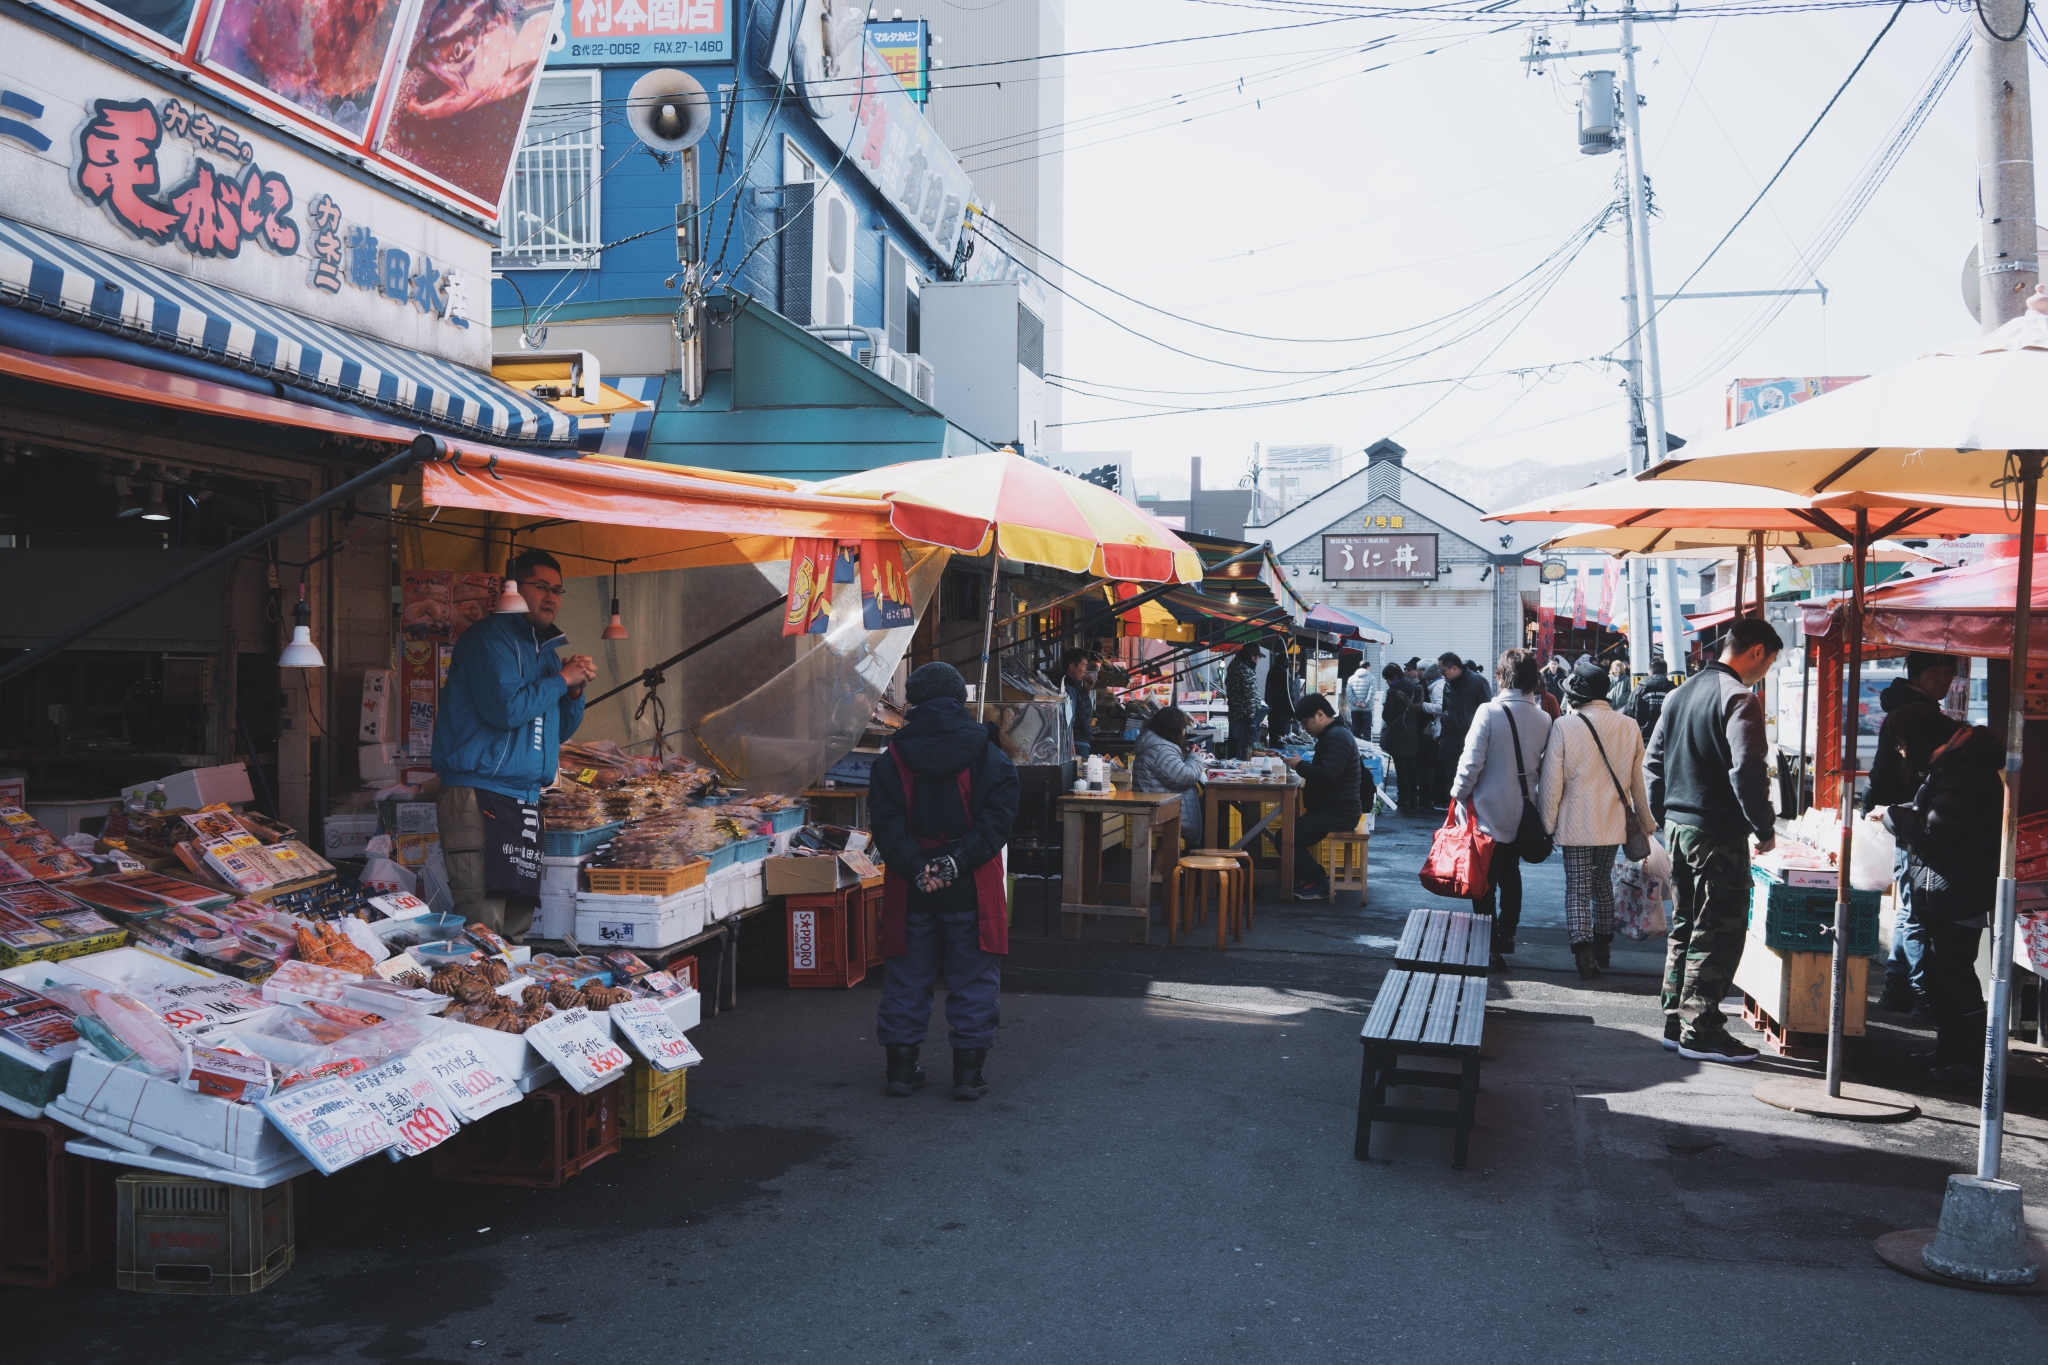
159, 765, 254, 811
359, 669, 394, 744
763, 854, 860, 896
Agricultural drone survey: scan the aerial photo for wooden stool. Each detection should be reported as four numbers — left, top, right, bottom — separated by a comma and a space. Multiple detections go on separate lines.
1193, 848, 1254, 931
1323, 830, 1370, 903
1174, 856, 1244, 948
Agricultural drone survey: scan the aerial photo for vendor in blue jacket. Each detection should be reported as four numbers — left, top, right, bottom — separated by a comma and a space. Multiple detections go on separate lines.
432, 549, 592, 942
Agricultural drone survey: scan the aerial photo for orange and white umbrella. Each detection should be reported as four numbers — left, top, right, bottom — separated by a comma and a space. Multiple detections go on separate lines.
807, 451, 1204, 585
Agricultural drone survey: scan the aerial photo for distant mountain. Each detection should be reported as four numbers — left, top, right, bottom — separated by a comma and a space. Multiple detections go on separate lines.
1407, 455, 1631, 514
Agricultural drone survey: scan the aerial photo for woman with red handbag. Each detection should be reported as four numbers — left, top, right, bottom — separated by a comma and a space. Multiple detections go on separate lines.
1538, 661, 1658, 979
1449, 649, 1553, 970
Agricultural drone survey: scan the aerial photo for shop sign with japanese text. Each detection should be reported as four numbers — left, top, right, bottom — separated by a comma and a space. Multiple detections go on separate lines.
1322, 534, 1439, 583
0, 21, 490, 369
548, 0, 731, 65
768, 0, 972, 261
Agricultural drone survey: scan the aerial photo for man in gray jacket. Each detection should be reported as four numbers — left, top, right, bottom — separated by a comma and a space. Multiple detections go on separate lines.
1644, 617, 1782, 1064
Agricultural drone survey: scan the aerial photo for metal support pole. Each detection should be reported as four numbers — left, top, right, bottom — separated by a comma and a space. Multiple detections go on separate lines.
1620, 5, 1670, 469
1982, 452, 2040, 1179
1753, 529, 1767, 619
977, 561, 1001, 720
1827, 509, 1869, 1097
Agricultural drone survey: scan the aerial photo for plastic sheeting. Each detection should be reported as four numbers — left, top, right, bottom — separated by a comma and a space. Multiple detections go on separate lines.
691, 548, 949, 795
1801, 552, 2048, 659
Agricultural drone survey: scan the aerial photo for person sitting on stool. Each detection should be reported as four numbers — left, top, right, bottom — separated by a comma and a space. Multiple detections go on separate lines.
871, 663, 1020, 1100
1282, 694, 1363, 898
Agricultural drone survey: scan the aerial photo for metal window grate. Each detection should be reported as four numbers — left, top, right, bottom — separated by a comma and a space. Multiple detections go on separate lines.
498, 76, 602, 268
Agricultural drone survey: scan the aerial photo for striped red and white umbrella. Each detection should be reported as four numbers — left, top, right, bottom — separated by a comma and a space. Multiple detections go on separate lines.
807, 452, 1205, 584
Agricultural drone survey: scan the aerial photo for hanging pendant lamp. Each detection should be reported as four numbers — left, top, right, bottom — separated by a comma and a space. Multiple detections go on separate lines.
278, 582, 325, 668
601, 562, 629, 640
493, 555, 527, 614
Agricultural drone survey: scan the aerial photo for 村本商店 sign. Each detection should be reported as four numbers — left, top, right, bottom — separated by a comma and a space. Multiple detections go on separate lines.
1322, 534, 1438, 583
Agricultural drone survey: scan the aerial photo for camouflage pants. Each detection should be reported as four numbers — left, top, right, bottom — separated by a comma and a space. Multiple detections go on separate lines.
1661, 823, 1751, 1041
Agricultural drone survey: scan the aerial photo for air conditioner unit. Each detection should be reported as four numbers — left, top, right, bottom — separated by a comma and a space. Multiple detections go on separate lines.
881, 350, 913, 392
909, 354, 936, 405
780, 180, 856, 327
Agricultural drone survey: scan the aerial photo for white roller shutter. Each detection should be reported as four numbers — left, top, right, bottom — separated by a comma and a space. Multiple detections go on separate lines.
1319, 587, 1495, 673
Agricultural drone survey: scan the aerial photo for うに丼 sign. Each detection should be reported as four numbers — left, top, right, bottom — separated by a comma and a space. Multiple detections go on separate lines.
1322, 534, 1438, 583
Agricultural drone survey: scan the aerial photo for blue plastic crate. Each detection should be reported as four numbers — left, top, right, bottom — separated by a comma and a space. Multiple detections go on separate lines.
541, 821, 624, 858
706, 841, 743, 874
732, 835, 772, 864
768, 806, 806, 835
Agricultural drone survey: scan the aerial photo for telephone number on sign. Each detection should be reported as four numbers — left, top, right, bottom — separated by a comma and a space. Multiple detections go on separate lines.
569, 40, 728, 56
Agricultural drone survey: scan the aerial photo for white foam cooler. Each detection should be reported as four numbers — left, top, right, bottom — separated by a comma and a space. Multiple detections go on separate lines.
573, 885, 708, 949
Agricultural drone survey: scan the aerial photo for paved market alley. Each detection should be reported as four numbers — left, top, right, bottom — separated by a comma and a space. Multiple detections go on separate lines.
13, 815, 2048, 1362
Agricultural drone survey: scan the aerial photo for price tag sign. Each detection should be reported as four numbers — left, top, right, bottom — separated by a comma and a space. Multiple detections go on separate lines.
414, 1034, 520, 1122
258, 1076, 400, 1175
525, 1007, 633, 1094
346, 1053, 461, 1157
841, 851, 882, 881
608, 999, 702, 1073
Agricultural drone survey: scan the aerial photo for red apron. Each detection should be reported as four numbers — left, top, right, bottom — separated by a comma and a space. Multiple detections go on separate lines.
878, 748, 1009, 957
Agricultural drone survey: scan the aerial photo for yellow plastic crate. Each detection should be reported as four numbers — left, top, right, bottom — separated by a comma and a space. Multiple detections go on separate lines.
584, 860, 707, 897
622, 1064, 687, 1140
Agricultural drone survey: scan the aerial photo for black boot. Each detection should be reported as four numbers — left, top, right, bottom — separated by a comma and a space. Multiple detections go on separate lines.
951, 1048, 989, 1101
1573, 943, 1602, 980
1593, 935, 1613, 969
884, 1045, 925, 1097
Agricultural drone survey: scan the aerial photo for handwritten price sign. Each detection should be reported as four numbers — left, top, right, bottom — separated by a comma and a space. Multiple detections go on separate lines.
415, 1036, 520, 1122
347, 1055, 462, 1158
609, 1000, 702, 1073
258, 1077, 399, 1174
526, 1007, 633, 1094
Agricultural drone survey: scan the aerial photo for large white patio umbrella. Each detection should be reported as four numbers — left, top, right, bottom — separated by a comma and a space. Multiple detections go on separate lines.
1639, 309, 2048, 1284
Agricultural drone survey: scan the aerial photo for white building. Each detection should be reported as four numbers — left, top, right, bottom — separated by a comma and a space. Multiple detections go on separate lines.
1259, 443, 1342, 520
1257, 440, 1561, 674
926, 1, 1066, 453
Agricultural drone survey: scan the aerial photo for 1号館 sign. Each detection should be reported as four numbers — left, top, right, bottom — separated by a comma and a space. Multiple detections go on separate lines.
0, 19, 491, 370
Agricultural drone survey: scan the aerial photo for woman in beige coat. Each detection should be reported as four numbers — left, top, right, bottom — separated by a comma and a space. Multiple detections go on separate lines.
1538, 661, 1658, 979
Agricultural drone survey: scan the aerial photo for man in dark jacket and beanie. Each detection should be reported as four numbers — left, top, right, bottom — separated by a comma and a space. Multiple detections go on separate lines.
1265, 643, 1301, 746
1862, 653, 1961, 1017
1625, 656, 1677, 742
1883, 724, 2001, 1075
1645, 617, 1781, 1063
1377, 663, 1424, 812
1060, 648, 1100, 759
1283, 694, 1362, 897
871, 663, 1020, 1100
1433, 652, 1492, 809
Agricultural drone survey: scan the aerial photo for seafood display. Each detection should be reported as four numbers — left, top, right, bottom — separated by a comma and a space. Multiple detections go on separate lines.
378, 0, 557, 203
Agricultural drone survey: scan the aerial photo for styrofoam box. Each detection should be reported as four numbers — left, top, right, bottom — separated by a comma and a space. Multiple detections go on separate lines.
159, 763, 254, 811
324, 812, 381, 858
742, 860, 766, 909
56, 1050, 301, 1176
573, 885, 708, 950
706, 863, 745, 922
535, 855, 588, 941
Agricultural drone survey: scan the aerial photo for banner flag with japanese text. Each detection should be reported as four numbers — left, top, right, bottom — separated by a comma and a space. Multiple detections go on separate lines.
860, 540, 916, 629
782, 538, 835, 636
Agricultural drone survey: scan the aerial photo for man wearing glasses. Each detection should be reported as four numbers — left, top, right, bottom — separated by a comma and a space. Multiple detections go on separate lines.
432, 549, 594, 941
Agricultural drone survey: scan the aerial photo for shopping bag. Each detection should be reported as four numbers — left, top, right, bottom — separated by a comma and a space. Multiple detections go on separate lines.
1612, 847, 1670, 940
1642, 833, 1672, 884
1849, 814, 1897, 892
1420, 801, 1494, 900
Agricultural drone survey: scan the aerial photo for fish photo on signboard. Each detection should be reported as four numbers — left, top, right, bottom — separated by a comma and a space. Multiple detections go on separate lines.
200, 0, 410, 139
377, 0, 560, 206
73, 0, 201, 46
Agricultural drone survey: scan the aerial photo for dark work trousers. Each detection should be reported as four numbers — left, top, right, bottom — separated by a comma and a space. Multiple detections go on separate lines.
1436, 729, 1468, 813
1475, 854, 1524, 951
1415, 732, 1442, 807
1923, 920, 1986, 1063
1294, 808, 1360, 888
876, 911, 1002, 1051
1227, 712, 1255, 761
1662, 823, 1751, 1043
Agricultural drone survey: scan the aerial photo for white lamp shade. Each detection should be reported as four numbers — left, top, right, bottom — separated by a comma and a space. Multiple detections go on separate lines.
279, 625, 324, 668
493, 576, 527, 613
601, 614, 629, 640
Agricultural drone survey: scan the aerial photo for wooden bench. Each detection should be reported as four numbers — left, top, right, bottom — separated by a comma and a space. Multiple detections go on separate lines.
1392, 907, 1492, 976
1354, 966, 1489, 1168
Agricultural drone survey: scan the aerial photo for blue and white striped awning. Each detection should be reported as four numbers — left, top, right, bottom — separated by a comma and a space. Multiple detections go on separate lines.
0, 216, 572, 446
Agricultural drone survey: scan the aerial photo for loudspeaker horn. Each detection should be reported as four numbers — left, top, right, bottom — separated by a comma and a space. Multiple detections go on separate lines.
626, 68, 710, 153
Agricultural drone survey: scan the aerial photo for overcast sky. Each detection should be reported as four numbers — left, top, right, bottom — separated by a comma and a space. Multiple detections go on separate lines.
1022, 0, 2035, 497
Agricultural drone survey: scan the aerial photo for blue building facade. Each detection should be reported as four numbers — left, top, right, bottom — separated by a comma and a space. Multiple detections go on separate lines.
489, 0, 1006, 478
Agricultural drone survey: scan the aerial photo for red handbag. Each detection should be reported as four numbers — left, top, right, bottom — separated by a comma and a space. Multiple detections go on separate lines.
1420, 800, 1495, 900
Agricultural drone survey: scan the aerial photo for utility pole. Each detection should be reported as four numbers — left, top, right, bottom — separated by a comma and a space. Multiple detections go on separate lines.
1618, 182, 1655, 672
1976, 0, 2037, 331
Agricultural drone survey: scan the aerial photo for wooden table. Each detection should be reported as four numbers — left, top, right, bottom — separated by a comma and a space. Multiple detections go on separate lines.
1201, 777, 1303, 902
1058, 789, 1182, 943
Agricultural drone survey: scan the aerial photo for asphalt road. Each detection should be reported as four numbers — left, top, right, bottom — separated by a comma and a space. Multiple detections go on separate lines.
11, 811, 2047, 1362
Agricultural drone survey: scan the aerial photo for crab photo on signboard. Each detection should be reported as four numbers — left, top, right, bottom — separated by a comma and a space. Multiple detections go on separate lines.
200, 0, 411, 139
377, 0, 560, 207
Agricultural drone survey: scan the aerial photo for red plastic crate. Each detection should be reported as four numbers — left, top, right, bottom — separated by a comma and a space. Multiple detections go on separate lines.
786, 890, 865, 988
431, 1078, 623, 1188
859, 883, 885, 970
0, 1114, 118, 1288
